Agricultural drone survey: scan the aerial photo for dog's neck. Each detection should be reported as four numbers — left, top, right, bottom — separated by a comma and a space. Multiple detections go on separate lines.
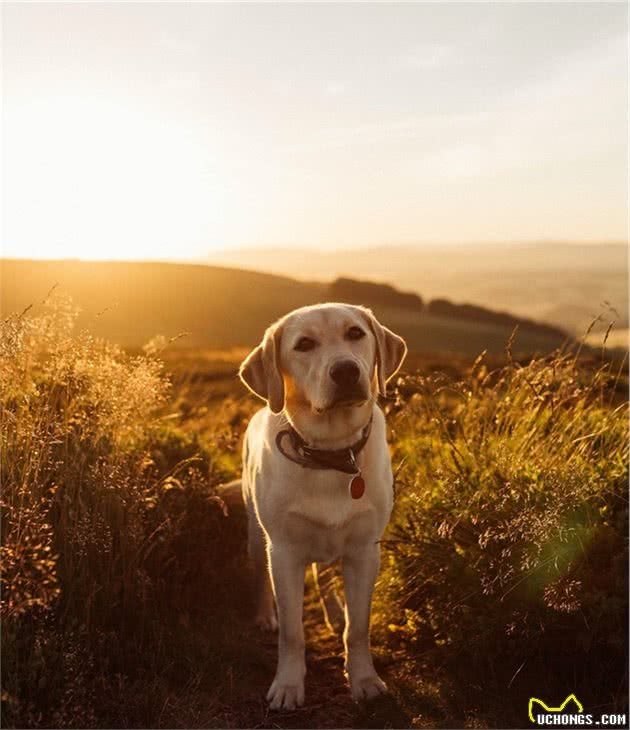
284, 400, 375, 450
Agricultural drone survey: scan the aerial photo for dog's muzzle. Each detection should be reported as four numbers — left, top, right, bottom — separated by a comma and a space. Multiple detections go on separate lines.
329, 360, 367, 406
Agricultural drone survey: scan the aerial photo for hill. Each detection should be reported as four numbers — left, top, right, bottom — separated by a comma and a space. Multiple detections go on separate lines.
0, 259, 569, 356
204, 242, 628, 336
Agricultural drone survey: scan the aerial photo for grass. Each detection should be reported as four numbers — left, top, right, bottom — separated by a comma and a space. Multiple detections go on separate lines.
1, 297, 627, 728
374, 346, 628, 726
1, 297, 248, 727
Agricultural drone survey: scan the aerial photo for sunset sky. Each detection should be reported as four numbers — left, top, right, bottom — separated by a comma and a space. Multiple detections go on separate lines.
2, 2, 628, 260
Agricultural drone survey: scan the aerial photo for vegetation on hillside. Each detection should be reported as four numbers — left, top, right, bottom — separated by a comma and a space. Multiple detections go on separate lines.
1, 298, 627, 728
0, 259, 570, 355
329, 278, 424, 312
206, 242, 629, 336
375, 348, 628, 725
426, 298, 565, 337
1, 298, 247, 727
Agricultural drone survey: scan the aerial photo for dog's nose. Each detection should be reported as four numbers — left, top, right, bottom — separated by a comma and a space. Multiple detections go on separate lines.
330, 360, 360, 388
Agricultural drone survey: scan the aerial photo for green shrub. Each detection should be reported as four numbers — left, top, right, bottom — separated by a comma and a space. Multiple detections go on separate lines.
377, 350, 628, 716
1, 298, 244, 727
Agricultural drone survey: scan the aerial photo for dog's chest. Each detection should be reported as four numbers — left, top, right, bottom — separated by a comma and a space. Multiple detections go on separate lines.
284, 513, 350, 563
248, 407, 394, 560
287, 467, 370, 519
274, 472, 381, 562
283, 502, 376, 563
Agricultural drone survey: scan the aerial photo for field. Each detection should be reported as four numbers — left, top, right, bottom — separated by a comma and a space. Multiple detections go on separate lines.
1, 298, 628, 729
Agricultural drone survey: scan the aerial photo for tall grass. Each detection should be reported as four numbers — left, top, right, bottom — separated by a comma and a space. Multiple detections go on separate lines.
376, 346, 628, 722
1, 298, 245, 727
2, 300, 627, 728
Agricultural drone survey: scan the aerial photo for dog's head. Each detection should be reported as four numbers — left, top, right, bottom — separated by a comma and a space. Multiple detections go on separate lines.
239, 303, 406, 439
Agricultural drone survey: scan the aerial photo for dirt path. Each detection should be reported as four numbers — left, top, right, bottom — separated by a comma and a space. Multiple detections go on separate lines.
204, 572, 445, 730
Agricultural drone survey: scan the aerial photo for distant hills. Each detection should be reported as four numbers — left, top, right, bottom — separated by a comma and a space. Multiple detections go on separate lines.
204, 242, 628, 337
329, 278, 424, 313
1, 259, 571, 357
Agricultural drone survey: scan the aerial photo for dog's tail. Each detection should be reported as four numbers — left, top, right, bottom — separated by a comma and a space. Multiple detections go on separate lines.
216, 479, 244, 509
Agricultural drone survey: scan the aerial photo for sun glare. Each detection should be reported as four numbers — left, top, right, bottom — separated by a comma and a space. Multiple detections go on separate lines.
2, 3, 627, 261
3, 94, 242, 261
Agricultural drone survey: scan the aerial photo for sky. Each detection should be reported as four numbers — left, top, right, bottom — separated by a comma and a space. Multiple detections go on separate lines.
2, 2, 628, 260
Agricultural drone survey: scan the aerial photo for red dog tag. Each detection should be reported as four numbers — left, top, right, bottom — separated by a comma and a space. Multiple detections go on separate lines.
350, 475, 365, 499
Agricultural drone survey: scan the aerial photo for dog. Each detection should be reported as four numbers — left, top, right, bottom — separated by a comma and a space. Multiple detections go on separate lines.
238, 303, 406, 710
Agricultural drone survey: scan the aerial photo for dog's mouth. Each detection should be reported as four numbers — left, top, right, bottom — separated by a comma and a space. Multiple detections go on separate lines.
313, 388, 370, 414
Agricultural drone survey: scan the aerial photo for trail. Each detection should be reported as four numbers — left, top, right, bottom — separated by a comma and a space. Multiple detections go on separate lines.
203, 485, 447, 729
205, 570, 446, 730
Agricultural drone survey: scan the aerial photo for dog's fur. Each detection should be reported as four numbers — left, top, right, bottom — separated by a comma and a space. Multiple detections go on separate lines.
239, 303, 406, 709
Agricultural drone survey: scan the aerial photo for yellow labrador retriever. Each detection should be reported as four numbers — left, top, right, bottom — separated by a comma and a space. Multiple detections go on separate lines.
239, 303, 406, 710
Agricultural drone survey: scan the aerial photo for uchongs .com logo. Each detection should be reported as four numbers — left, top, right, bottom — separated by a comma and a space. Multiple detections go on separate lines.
528, 694, 627, 727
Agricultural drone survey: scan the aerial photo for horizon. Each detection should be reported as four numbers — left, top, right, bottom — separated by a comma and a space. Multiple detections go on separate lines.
3, 3, 628, 261
1, 238, 628, 265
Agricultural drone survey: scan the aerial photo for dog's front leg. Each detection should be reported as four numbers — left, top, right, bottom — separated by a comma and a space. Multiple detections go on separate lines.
342, 544, 388, 701
266, 544, 306, 710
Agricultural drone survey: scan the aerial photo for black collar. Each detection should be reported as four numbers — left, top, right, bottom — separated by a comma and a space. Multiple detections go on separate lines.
275, 416, 373, 475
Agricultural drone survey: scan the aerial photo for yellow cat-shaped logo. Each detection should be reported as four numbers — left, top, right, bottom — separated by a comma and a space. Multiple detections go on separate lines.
528, 694, 584, 723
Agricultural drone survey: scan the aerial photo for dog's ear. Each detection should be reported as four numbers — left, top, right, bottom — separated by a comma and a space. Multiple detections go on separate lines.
361, 308, 407, 396
239, 322, 284, 414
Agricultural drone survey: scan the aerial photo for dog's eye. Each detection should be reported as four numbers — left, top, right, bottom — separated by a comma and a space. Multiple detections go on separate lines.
294, 336, 317, 352
346, 326, 366, 341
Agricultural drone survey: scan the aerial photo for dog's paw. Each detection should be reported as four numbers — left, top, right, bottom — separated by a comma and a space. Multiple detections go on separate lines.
254, 611, 278, 632
266, 676, 305, 710
349, 672, 388, 702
